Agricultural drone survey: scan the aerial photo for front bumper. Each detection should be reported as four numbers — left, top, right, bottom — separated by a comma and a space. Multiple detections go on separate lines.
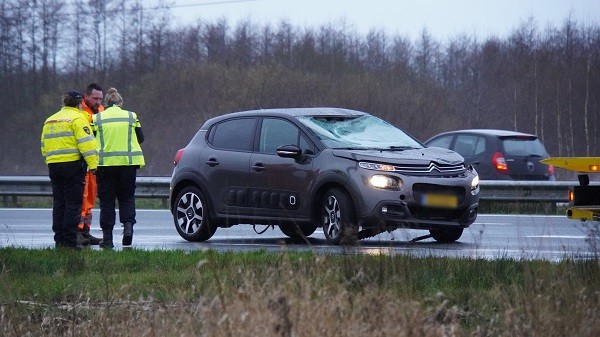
359, 200, 479, 231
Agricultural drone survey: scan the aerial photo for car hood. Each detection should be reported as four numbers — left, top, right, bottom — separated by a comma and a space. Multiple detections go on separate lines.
331, 147, 464, 165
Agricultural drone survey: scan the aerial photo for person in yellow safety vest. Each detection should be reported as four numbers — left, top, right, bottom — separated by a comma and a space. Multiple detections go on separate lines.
78, 82, 104, 245
91, 87, 145, 249
41, 91, 99, 249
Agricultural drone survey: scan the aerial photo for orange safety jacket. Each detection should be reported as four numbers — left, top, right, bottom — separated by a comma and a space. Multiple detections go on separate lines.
80, 101, 104, 229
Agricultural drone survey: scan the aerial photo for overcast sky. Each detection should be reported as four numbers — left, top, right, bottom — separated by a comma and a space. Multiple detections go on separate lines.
162, 0, 600, 41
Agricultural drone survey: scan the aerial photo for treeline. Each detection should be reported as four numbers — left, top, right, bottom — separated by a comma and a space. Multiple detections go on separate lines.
1, 0, 599, 177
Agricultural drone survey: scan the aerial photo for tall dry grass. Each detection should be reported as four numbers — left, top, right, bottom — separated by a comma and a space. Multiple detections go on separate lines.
1, 249, 599, 336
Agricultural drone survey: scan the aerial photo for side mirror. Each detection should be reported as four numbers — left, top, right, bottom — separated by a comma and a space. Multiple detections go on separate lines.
276, 144, 302, 158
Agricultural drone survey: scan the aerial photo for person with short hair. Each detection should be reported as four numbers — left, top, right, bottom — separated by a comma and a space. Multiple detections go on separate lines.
78, 82, 104, 245
41, 91, 99, 249
92, 87, 145, 248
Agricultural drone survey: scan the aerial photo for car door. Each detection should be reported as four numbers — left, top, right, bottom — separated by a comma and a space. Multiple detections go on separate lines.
451, 134, 490, 177
203, 117, 256, 217
247, 117, 316, 219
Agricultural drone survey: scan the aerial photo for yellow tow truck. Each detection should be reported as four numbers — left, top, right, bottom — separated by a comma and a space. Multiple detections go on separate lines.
541, 157, 600, 221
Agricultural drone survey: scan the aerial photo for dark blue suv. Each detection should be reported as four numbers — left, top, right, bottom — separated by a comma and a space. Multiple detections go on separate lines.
170, 108, 480, 245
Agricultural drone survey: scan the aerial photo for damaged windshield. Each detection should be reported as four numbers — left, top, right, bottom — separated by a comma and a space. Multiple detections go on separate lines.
297, 115, 423, 149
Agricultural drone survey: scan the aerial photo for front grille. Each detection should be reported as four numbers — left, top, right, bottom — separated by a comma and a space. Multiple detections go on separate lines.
394, 162, 465, 176
359, 161, 466, 177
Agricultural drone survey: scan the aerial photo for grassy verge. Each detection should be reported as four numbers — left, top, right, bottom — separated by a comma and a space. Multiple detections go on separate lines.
1, 248, 599, 336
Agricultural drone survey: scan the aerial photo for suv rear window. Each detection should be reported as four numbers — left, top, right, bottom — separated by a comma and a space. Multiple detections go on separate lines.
501, 137, 547, 157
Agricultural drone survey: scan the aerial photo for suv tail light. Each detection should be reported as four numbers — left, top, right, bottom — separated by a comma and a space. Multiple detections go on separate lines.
174, 149, 184, 165
492, 152, 508, 174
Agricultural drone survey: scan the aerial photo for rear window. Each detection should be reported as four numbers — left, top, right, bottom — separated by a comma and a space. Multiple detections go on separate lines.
502, 137, 547, 157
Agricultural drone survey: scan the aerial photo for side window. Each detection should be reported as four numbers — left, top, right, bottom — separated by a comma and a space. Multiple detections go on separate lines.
473, 136, 486, 155
453, 134, 483, 157
259, 118, 311, 154
299, 136, 312, 153
427, 135, 453, 149
209, 118, 256, 151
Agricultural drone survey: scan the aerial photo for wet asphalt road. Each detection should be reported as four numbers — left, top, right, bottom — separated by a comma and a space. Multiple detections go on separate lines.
0, 208, 596, 261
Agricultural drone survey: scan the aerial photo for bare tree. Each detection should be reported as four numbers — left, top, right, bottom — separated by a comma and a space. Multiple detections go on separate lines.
414, 28, 440, 80
231, 20, 259, 66
362, 29, 389, 71
203, 19, 228, 65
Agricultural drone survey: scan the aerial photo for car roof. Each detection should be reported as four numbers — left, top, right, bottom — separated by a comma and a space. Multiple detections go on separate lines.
432, 129, 538, 138
202, 107, 367, 128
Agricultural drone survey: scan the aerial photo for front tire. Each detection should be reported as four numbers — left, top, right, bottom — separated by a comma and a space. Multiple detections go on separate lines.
429, 228, 463, 243
173, 186, 216, 242
321, 188, 358, 245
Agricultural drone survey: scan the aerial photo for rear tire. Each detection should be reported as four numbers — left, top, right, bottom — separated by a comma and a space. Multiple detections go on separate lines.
173, 186, 216, 242
429, 228, 463, 243
321, 188, 358, 245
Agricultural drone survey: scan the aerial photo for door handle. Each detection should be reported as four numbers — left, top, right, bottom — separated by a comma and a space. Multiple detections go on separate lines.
205, 158, 219, 167
252, 162, 266, 172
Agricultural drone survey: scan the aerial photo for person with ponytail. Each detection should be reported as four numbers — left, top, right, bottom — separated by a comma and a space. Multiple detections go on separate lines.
91, 87, 145, 249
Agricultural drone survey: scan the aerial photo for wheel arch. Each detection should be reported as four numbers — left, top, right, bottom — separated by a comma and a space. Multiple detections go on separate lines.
309, 175, 362, 224
170, 171, 214, 215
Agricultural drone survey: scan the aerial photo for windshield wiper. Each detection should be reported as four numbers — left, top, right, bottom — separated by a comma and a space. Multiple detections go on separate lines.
332, 146, 372, 150
379, 146, 420, 151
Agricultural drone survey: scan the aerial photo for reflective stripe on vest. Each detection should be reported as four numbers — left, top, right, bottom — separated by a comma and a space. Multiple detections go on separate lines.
95, 110, 141, 165
41, 106, 99, 168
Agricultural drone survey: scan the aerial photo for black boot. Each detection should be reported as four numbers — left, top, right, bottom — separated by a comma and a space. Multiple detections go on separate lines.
81, 228, 102, 245
76, 232, 91, 246
99, 230, 113, 249
122, 222, 133, 246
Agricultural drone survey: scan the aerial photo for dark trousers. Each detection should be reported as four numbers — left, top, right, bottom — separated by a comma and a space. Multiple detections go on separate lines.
48, 160, 86, 247
96, 166, 137, 231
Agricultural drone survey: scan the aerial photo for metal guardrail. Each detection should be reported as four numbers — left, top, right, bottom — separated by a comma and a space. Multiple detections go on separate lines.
0, 176, 171, 206
477, 180, 574, 202
0, 176, 578, 207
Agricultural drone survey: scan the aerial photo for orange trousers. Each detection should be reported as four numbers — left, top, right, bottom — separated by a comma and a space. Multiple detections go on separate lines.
79, 171, 97, 230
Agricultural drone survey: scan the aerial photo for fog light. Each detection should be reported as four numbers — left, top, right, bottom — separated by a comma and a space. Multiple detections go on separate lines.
381, 206, 388, 214
468, 207, 478, 219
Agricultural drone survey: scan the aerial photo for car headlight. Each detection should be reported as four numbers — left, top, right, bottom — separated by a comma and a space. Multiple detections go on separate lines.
471, 174, 479, 190
370, 175, 400, 189
359, 162, 396, 171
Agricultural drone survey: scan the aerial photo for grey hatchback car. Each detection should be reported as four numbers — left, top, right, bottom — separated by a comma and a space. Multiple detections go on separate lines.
170, 108, 480, 245
425, 129, 555, 181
